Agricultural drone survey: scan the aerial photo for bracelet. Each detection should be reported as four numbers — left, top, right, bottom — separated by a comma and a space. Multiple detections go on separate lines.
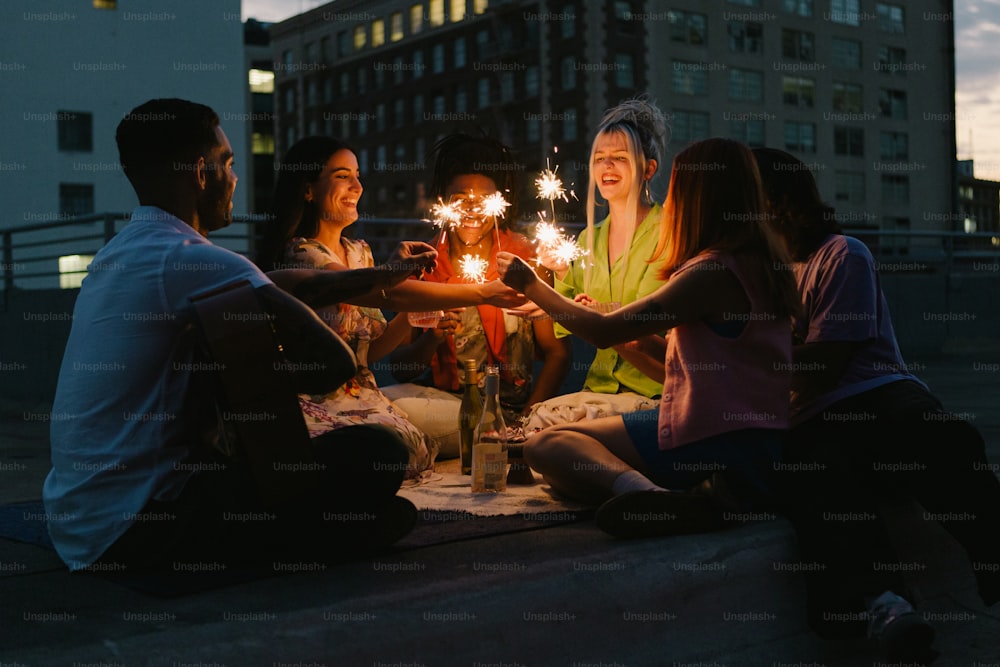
380, 287, 390, 301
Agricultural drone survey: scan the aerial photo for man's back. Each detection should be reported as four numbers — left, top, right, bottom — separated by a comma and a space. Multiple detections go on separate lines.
43, 206, 269, 570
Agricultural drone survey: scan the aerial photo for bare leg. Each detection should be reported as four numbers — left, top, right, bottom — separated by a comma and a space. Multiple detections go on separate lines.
524, 416, 650, 504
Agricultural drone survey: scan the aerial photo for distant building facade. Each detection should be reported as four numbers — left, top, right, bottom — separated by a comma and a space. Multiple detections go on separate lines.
270, 0, 955, 254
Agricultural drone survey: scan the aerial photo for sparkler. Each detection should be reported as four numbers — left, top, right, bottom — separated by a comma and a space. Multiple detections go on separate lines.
533, 217, 586, 266
459, 254, 489, 284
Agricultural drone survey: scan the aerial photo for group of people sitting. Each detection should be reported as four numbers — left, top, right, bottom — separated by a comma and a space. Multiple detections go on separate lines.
42, 97, 999, 662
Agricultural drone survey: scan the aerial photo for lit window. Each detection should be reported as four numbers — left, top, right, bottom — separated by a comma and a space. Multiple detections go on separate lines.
451, 0, 466, 22
410, 5, 423, 34
247, 69, 274, 93
353, 25, 367, 50
430, 0, 444, 26
93, 0, 116, 8
372, 19, 385, 47
390, 12, 404, 41
252, 133, 275, 155
782, 76, 815, 108
474, 0, 488, 14
59, 255, 94, 289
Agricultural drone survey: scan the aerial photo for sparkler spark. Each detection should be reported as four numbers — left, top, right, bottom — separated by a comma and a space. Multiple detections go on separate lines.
428, 197, 463, 230
459, 254, 489, 283
479, 192, 510, 219
535, 168, 568, 203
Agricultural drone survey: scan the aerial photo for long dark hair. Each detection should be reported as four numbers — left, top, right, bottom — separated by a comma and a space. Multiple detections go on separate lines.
429, 132, 521, 229
256, 136, 355, 271
751, 147, 840, 262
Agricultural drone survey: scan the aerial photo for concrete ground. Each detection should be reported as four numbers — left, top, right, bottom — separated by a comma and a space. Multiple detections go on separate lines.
1, 354, 999, 666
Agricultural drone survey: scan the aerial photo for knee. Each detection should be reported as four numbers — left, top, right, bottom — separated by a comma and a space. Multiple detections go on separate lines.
523, 427, 578, 471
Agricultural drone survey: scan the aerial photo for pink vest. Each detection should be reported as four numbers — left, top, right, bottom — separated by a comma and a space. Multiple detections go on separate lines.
658, 252, 791, 450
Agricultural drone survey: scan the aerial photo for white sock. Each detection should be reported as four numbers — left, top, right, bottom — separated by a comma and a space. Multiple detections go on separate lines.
611, 470, 666, 496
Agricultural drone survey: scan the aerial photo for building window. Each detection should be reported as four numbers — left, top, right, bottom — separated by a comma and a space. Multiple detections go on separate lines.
784, 121, 816, 153
526, 117, 541, 143
525, 65, 540, 97
93, 0, 116, 8
375, 103, 386, 132
450, 0, 465, 22
432, 43, 445, 73
57, 111, 93, 152
879, 89, 907, 119
881, 175, 909, 204
834, 171, 865, 203
353, 25, 367, 51
561, 56, 577, 90
430, 0, 444, 26
286, 126, 296, 150
782, 0, 813, 16
478, 78, 490, 108
454, 37, 466, 69
59, 184, 94, 217
455, 87, 467, 113
252, 132, 275, 154
500, 72, 515, 102
432, 94, 445, 117
357, 68, 367, 94
357, 149, 368, 176
413, 94, 424, 123
284, 88, 295, 113
357, 113, 367, 137
340, 72, 350, 96
307, 80, 317, 106
831, 37, 861, 69
562, 109, 578, 142
615, 1, 637, 32
249, 69, 274, 94
374, 65, 386, 90
671, 110, 710, 144
395, 143, 406, 164
728, 22, 763, 54
392, 56, 405, 84
615, 53, 635, 88
410, 4, 423, 34
413, 50, 424, 78
729, 69, 763, 102
562, 8, 576, 39
880, 131, 908, 160
59, 254, 94, 289
832, 82, 863, 112
829, 0, 860, 26
834, 126, 864, 156
305, 42, 318, 65
669, 11, 707, 46
729, 0, 760, 5
782, 76, 815, 108
340, 116, 350, 139
877, 46, 907, 75
322, 78, 333, 104
390, 12, 404, 41
672, 62, 708, 96
372, 19, 385, 47
781, 29, 814, 60
877, 3, 905, 34
729, 119, 766, 147
474, 0, 487, 14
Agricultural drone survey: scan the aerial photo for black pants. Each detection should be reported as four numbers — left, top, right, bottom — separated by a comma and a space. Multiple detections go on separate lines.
97, 425, 409, 571
779, 380, 1000, 638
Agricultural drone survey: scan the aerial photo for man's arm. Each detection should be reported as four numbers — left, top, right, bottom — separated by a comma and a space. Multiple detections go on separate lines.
253, 283, 356, 394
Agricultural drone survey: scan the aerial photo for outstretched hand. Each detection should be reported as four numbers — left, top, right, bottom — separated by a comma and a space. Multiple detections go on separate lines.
495, 252, 537, 294
384, 241, 438, 285
481, 279, 527, 308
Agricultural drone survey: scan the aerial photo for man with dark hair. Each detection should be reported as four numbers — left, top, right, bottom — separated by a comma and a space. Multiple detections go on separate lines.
43, 98, 438, 572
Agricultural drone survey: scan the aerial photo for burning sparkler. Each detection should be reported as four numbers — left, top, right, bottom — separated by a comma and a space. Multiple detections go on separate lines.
459, 254, 489, 283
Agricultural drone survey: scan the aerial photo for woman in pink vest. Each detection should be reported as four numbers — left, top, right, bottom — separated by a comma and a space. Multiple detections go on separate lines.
497, 138, 799, 538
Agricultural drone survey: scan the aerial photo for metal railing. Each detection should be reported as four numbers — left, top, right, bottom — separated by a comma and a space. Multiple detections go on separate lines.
3, 212, 1000, 292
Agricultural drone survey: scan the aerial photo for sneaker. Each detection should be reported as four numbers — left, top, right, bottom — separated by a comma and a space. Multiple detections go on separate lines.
595, 490, 723, 539
866, 591, 936, 662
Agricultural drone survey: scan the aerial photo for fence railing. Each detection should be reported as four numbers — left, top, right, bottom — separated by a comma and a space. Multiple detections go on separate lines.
3, 212, 1000, 291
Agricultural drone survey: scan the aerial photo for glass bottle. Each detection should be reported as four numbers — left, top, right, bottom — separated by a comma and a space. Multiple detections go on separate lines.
458, 358, 481, 475
471, 365, 507, 493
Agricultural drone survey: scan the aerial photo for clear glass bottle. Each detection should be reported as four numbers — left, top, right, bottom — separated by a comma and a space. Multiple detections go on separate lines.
458, 358, 481, 475
471, 365, 507, 493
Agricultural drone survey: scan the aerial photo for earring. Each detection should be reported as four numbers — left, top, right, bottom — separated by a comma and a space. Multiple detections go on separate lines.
642, 180, 652, 206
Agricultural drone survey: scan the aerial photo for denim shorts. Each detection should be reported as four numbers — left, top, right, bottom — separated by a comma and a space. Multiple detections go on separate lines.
622, 409, 785, 498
